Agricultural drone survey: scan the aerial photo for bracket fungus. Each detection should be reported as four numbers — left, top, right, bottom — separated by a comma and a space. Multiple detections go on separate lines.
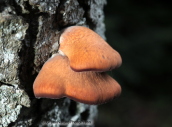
33, 54, 121, 104
59, 26, 122, 72
33, 26, 122, 105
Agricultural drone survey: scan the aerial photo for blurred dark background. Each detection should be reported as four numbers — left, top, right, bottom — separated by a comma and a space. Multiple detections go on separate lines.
95, 0, 172, 127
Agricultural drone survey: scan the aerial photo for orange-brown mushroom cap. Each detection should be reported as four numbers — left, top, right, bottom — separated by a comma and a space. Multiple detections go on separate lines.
33, 54, 121, 105
59, 26, 122, 72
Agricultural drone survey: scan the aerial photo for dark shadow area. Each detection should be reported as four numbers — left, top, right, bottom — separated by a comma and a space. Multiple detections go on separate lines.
69, 100, 77, 116
96, 0, 172, 127
80, 109, 89, 121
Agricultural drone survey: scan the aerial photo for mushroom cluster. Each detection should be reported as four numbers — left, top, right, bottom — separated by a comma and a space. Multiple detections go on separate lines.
33, 26, 122, 105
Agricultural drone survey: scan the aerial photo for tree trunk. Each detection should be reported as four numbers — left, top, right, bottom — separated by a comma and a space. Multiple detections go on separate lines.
0, 0, 106, 126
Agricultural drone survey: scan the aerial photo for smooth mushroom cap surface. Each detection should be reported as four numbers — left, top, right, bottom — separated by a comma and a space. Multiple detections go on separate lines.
33, 54, 121, 105
59, 26, 122, 72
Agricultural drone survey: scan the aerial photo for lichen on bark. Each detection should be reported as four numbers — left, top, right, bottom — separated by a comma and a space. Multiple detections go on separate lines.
0, 12, 28, 84
0, 84, 30, 127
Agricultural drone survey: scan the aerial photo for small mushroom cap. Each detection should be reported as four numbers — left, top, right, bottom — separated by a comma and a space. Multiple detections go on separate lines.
33, 54, 121, 105
59, 26, 122, 72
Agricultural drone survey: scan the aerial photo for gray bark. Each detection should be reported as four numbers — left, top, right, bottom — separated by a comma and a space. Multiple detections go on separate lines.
0, 0, 106, 126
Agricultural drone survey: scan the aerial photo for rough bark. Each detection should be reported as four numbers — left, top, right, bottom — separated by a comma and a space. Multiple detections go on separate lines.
0, 0, 106, 126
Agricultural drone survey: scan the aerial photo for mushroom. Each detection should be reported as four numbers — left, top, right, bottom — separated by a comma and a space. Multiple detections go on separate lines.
33, 26, 122, 104
59, 26, 122, 72
33, 54, 121, 105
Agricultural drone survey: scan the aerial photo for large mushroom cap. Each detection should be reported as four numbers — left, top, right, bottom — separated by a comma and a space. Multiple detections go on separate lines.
33, 54, 121, 105
59, 26, 122, 72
